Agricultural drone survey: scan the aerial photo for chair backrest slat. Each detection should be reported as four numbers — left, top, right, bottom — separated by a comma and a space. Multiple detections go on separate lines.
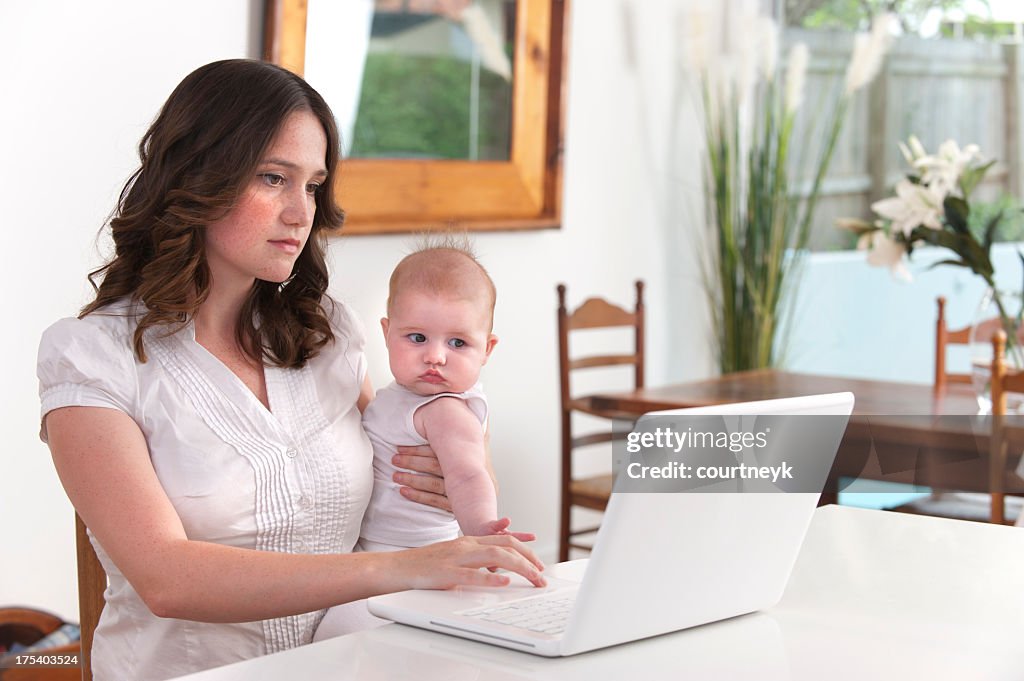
76, 514, 106, 681
569, 354, 639, 371
566, 297, 637, 330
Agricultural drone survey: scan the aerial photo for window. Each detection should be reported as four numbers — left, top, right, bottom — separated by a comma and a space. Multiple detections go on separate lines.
264, 0, 567, 234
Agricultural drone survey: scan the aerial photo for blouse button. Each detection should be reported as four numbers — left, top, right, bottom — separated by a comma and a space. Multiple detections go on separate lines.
285, 447, 298, 458
298, 494, 312, 508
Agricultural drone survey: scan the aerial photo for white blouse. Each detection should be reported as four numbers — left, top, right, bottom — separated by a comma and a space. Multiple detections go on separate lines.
37, 298, 374, 681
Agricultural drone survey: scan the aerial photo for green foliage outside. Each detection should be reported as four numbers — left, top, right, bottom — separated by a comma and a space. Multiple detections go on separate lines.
971, 194, 1024, 243
940, 18, 1019, 40
350, 52, 512, 160
829, 194, 1024, 252
786, 0, 989, 33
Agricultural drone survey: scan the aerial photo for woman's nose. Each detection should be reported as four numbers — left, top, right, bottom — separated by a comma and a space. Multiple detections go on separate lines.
282, 188, 315, 227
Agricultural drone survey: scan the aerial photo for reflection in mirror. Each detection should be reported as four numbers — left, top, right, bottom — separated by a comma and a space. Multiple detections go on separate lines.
266, 0, 566, 234
317, 0, 516, 161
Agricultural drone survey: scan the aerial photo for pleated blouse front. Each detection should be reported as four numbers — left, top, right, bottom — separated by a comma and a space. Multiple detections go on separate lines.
37, 298, 374, 681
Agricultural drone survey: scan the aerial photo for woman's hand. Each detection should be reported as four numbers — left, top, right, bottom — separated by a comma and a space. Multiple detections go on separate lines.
389, 534, 547, 590
392, 443, 500, 512
392, 444, 450, 511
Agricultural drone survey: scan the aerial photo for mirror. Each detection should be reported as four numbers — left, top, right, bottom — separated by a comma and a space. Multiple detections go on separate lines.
264, 0, 567, 235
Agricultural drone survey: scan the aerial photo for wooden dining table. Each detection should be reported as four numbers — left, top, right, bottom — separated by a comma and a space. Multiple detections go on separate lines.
589, 370, 1024, 507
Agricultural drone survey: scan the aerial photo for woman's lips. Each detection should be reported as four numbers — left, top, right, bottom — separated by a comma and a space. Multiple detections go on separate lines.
269, 239, 301, 254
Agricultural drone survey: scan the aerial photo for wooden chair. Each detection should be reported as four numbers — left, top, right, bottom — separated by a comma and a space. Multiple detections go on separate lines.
0, 607, 80, 681
557, 281, 644, 562
933, 296, 971, 395
76, 514, 106, 681
900, 311, 1024, 524
894, 297, 1020, 522
0, 517, 102, 681
987, 330, 1024, 524
934, 295, 1024, 395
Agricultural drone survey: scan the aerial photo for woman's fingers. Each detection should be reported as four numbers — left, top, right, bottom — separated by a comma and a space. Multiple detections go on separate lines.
397, 479, 451, 512
475, 535, 546, 576
393, 448, 450, 511
464, 543, 546, 587
400, 535, 547, 589
457, 567, 512, 587
394, 448, 444, 477
394, 470, 445, 495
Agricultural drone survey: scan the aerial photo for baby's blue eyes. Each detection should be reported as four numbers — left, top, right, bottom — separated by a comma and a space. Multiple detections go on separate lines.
404, 334, 466, 348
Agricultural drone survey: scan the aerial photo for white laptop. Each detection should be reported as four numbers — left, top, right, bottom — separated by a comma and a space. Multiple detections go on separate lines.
368, 392, 854, 657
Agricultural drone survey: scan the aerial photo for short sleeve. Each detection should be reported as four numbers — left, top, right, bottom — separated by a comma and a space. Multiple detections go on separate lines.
37, 316, 138, 442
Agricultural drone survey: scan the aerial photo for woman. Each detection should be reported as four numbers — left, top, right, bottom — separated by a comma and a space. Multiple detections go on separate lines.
37, 59, 543, 681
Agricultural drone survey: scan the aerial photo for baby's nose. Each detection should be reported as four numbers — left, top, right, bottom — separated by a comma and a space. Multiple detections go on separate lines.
424, 346, 445, 365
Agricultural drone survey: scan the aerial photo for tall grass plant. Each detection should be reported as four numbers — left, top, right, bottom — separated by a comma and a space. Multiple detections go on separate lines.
685, 2, 893, 373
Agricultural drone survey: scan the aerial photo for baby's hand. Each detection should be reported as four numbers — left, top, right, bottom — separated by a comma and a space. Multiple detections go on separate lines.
479, 517, 536, 542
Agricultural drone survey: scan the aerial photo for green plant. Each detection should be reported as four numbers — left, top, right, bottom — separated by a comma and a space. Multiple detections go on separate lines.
840, 136, 1024, 363
786, 0, 988, 33
688, 8, 893, 373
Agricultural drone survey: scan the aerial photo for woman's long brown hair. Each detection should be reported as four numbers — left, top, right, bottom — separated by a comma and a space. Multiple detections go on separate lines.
81, 59, 345, 368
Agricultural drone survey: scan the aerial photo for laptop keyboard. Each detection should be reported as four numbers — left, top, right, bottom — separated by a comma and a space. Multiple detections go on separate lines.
461, 595, 575, 635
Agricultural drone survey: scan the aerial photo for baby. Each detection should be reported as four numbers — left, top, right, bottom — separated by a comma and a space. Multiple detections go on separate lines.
358, 243, 514, 551
314, 242, 528, 640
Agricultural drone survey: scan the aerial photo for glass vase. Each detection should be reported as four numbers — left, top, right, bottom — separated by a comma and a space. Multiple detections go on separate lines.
968, 287, 1024, 412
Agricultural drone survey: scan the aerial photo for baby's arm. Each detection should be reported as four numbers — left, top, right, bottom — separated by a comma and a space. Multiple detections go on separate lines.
414, 397, 498, 536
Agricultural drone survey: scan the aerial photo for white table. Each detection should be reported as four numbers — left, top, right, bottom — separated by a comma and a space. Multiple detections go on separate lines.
173, 506, 1024, 680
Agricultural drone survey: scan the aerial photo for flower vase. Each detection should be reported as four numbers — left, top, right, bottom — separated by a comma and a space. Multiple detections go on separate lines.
968, 287, 1024, 412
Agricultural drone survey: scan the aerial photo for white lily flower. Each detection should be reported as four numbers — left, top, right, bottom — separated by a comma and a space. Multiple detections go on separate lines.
898, 140, 914, 165
871, 179, 944, 237
908, 135, 927, 159
841, 136, 1000, 297
859, 230, 911, 281
914, 139, 981, 195
785, 43, 809, 114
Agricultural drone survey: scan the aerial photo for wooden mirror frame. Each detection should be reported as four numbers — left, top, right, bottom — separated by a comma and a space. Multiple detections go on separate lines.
264, 0, 567, 235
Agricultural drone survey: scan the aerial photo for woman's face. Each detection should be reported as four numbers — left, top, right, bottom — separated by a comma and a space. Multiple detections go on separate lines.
204, 109, 328, 294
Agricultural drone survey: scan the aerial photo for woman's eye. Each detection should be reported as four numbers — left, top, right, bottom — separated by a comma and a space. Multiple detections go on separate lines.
407, 333, 427, 343
305, 182, 321, 195
260, 173, 285, 187
448, 338, 466, 348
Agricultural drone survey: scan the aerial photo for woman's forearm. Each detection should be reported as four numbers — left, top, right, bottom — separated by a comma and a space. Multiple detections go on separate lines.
140, 542, 402, 622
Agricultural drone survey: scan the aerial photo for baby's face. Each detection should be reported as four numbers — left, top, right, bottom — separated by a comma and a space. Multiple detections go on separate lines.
382, 291, 498, 396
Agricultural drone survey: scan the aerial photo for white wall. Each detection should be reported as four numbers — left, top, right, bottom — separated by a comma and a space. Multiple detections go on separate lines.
1, 0, 709, 619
